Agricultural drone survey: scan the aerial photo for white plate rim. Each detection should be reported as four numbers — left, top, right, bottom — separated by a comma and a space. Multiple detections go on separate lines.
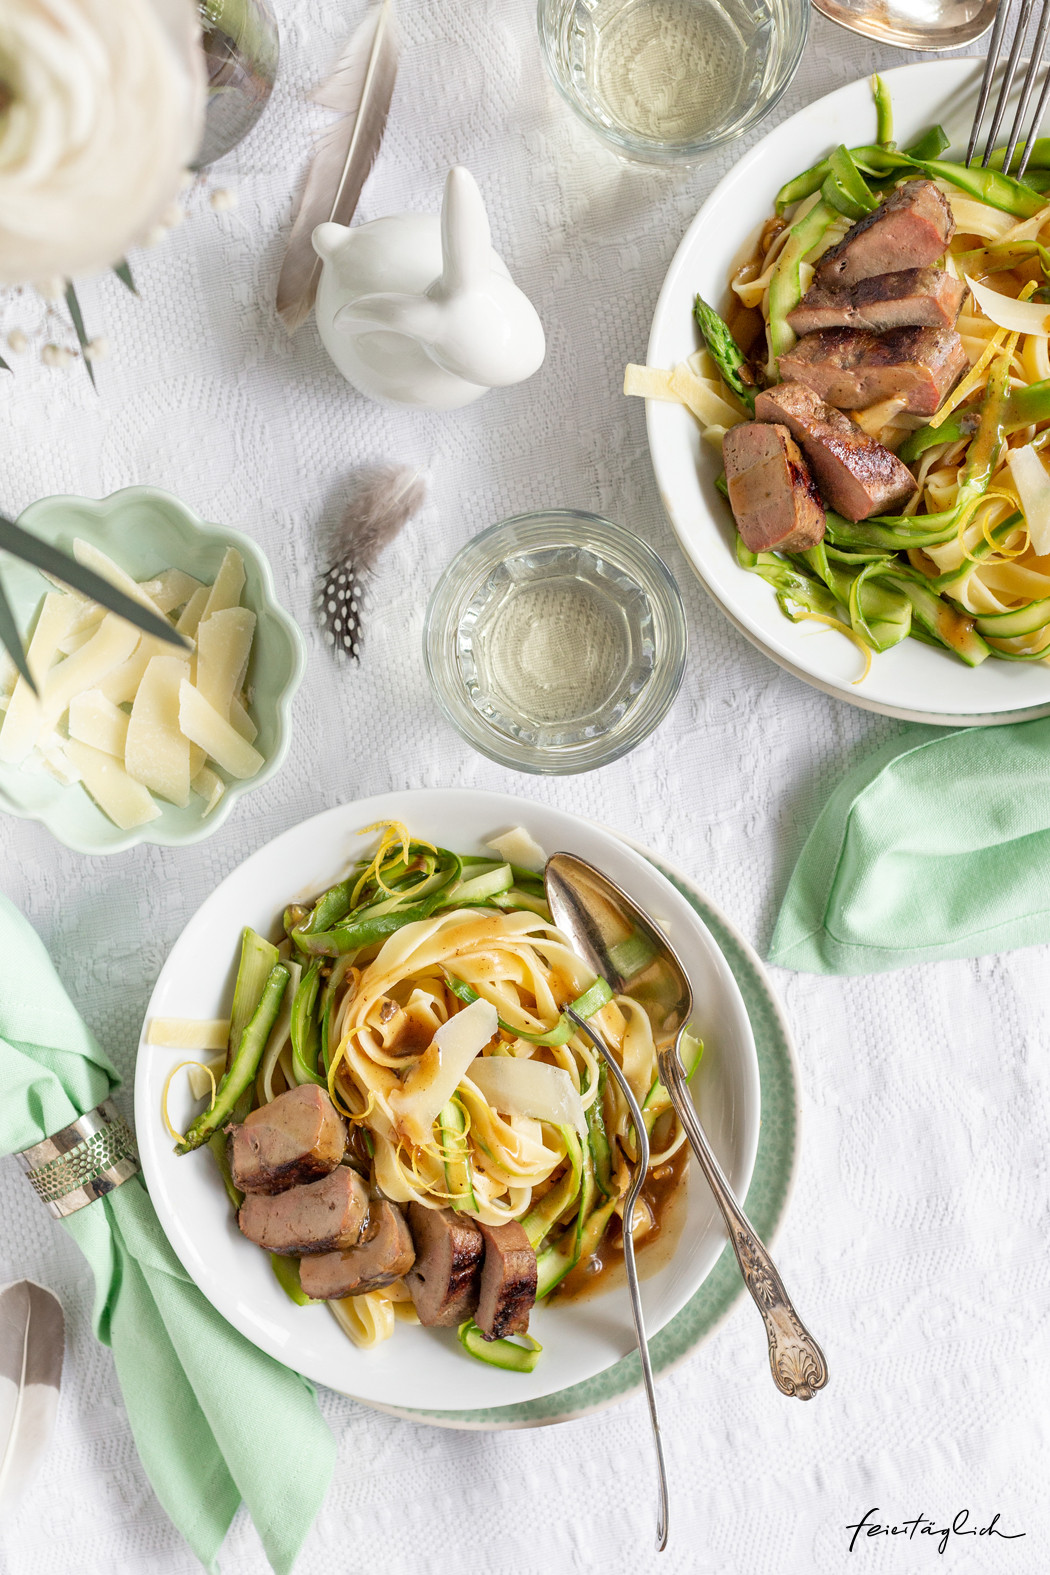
645, 57, 1050, 728
134, 788, 767, 1419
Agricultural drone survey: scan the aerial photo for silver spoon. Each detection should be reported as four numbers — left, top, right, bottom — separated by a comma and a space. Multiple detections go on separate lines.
810, 0, 997, 52
545, 853, 828, 1404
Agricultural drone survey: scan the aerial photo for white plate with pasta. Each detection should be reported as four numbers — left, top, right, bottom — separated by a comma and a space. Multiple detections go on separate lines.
645, 58, 1050, 725
135, 789, 760, 1415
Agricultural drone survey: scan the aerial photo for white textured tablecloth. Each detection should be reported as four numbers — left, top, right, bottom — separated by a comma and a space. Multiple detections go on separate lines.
2, 4, 1048, 1572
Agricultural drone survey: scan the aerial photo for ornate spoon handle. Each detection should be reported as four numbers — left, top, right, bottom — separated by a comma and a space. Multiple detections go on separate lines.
657, 1047, 828, 1401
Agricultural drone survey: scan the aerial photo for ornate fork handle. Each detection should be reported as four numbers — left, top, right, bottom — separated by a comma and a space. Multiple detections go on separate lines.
657, 1048, 828, 1401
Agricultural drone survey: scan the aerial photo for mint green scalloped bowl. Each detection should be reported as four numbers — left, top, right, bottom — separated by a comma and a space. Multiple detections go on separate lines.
0, 486, 306, 855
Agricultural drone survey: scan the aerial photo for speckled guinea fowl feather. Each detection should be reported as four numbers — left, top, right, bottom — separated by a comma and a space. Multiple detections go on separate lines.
319, 465, 427, 659
0, 1280, 64, 1519
276, 0, 399, 333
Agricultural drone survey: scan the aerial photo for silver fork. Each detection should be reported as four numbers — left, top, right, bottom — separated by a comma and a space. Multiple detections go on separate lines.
968, 0, 1050, 177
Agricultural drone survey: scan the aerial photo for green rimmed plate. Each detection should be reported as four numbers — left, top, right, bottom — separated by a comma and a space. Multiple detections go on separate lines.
361, 834, 800, 1430
139, 791, 767, 1415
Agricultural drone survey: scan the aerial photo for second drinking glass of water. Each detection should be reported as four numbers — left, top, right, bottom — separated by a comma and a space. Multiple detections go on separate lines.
538, 0, 808, 164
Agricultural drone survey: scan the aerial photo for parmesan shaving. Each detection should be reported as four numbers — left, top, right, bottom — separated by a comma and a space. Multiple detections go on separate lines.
38, 732, 81, 786
486, 826, 546, 872
139, 568, 204, 614
147, 1018, 230, 1051
201, 547, 246, 620
191, 764, 226, 815
73, 539, 166, 619
178, 680, 264, 778
175, 585, 210, 638
66, 739, 162, 829
68, 689, 130, 757
229, 695, 257, 742
1007, 445, 1050, 556
0, 593, 80, 764
38, 612, 140, 733
964, 275, 1050, 337
125, 655, 192, 807
186, 1056, 227, 1100
196, 607, 256, 719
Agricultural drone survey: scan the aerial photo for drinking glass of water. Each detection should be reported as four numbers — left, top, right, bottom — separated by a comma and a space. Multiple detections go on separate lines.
538, 0, 808, 164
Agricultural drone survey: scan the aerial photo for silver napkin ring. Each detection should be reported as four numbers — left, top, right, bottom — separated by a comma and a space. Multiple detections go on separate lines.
15, 1098, 140, 1219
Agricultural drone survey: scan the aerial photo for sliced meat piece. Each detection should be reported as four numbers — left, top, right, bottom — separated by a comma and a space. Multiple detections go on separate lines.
754, 383, 916, 521
228, 1084, 347, 1195
814, 180, 955, 288
237, 1165, 369, 1256
723, 422, 826, 553
475, 1221, 537, 1340
405, 1203, 484, 1326
788, 267, 965, 336
298, 1199, 416, 1299
779, 326, 968, 416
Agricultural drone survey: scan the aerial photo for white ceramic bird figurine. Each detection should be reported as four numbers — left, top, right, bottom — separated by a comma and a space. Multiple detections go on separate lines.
311, 166, 546, 409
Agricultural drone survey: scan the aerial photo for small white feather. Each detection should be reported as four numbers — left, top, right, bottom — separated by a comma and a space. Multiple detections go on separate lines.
0, 1280, 64, 1521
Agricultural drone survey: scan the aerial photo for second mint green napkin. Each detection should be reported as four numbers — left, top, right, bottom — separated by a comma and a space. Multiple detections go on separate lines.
0, 893, 336, 1572
768, 716, 1050, 974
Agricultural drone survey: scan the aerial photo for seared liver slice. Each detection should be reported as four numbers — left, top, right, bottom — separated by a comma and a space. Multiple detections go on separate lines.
475, 1221, 537, 1340
405, 1203, 483, 1326
298, 1199, 416, 1299
228, 1084, 346, 1195
814, 181, 955, 288
778, 326, 968, 415
755, 383, 916, 521
237, 1165, 369, 1256
723, 422, 826, 552
788, 268, 965, 336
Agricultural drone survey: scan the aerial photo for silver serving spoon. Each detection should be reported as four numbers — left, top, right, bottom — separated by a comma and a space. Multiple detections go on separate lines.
546, 854, 829, 1406
810, 0, 997, 52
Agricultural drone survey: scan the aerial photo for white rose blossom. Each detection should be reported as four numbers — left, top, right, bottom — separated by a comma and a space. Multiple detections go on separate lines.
0, 0, 206, 285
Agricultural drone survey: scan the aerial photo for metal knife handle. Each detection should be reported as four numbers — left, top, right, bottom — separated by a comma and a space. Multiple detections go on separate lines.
658, 1046, 828, 1401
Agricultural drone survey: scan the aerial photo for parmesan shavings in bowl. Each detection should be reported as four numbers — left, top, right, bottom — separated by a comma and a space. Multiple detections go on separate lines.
0, 486, 306, 853
0, 541, 260, 829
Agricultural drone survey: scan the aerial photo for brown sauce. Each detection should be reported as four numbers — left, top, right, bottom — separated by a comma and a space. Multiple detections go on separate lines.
553, 1143, 690, 1304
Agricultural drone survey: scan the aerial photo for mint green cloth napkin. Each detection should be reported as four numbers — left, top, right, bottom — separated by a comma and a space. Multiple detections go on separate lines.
0, 893, 336, 1571
768, 716, 1050, 974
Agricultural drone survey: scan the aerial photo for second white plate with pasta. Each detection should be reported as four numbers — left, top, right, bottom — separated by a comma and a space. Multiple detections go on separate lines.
646, 58, 1050, 726
135, 788, 760, 1414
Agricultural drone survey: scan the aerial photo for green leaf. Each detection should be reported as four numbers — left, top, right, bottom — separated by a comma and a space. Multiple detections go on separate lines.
0, 574, 36, 693
0, 351, 9, 374
63, 282, 96, 391
113, 259, 138, 296
0, 514, 190, 653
